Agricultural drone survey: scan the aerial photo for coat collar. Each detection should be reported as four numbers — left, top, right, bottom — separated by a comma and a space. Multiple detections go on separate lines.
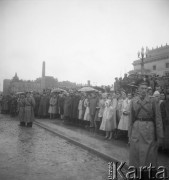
136, 95, 150, 105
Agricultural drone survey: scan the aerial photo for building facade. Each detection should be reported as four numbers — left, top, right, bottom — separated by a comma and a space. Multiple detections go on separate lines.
132, 44, 169, 76
3, 62, 79, 95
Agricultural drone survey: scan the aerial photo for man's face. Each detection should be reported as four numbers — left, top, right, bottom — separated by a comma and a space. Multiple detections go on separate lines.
148, 89, 153, 96
139, 85, 148, 96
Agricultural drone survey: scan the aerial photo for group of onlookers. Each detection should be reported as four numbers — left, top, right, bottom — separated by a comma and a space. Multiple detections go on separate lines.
114, 73, 169, 94
0, 84, 169, 153
0, 92, 35, 127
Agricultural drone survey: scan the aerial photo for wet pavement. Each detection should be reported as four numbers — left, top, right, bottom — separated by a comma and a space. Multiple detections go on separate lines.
35, 118, 169, 172
0, 114, 112, 180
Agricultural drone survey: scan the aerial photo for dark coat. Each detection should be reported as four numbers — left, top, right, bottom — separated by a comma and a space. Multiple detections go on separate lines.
64, 96, 72, 117
71, 95, 80, 119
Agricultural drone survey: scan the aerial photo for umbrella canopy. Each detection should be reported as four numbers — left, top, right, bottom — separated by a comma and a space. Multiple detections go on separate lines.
127, 82, 138, 88
92, 86, 105, 92
51, 88, 67, 93
16, 92, 25, 95
78, 87, 98, 92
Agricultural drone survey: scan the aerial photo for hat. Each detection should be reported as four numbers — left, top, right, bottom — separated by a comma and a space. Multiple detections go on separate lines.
148, 87, 152, 90
153, 91, 160, 97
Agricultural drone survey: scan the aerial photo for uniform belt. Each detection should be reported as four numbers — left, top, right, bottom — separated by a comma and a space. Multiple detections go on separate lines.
136, 118, 153, 122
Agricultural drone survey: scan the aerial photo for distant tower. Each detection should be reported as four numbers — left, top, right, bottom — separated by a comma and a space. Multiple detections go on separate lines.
42, 61, 45, 77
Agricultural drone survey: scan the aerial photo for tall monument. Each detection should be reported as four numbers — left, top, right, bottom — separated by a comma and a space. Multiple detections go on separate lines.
41, 61, 46, 90
42, 61, 45, 77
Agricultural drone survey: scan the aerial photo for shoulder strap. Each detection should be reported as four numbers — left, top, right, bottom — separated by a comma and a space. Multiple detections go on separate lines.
135, 106, 142, 118
137, 101, 151, 117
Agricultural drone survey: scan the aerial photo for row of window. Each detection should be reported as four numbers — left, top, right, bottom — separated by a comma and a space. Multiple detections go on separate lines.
153, 63, 169, 70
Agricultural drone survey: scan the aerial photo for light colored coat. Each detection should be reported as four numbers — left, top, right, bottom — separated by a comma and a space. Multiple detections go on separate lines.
78, 99, 84, 120
24, 97, 35, 123
118, 98, 131, 131
48, 97, 57, 114
84, 99, 90, 121
100, 99, 117, 131
128, 96, 164, 168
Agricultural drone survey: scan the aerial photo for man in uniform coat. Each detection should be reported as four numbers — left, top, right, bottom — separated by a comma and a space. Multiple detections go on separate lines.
128, 79, 164, 180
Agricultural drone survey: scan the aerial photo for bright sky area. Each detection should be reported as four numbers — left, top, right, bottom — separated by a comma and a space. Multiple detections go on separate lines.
0, 0, 169, 90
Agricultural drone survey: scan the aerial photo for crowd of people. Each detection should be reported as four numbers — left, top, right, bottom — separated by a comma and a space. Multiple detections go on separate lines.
0, 74, 169, 155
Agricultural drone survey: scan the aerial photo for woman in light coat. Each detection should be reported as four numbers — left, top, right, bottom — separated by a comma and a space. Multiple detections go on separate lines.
100, 94, 117, 139
118, 92, 131, 131
48, 94, 57, 119
83, 94, 90, 127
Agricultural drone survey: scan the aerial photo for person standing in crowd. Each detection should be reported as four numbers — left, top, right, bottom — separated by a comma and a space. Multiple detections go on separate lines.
34, 92, 41, 118
45, 90, 50, 118
48, 93, 57, 119
96, 93, 107, 129
53, 92, 60, 119
100, 94, 116, 140
58, 93, 65, 120
63, 93, 72, 123
114, 91, 123, 139
89, 92, 98, 128
83, 94, 90, 128
118, 92, 131, 139
148, 87, 153, 96
2, 95, 9, 114
163, 92, 169, 153
94, 93, 103, 130
78, 94, 85, 126
158, 93, 167, 152
155, 85, 162, 93
71, 92, 80, 125
38, 92, 48, 118
153, 91, 160, 103
128, 80, 164, 179
18, 93, 25, 126
24, 92, 36, 127
10, 94, 17, 117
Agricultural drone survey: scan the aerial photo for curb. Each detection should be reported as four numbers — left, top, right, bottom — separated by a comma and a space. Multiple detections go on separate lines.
34, 120, 128, 170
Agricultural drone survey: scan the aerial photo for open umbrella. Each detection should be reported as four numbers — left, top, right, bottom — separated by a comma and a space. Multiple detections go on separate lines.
51, 88, 66, 93
92, 86, 105, 92
127, 81, 138, 88
78, 87, 98, 92
16, 92, 25, 95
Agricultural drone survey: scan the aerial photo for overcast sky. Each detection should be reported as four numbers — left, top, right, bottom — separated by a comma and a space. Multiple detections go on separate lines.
0, 0, 169, 90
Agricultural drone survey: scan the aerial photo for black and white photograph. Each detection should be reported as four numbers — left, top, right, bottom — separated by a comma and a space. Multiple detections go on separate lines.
0, 0, 169, 179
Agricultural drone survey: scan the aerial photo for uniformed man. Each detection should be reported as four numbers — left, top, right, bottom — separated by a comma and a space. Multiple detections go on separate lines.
128, 79, 164, 180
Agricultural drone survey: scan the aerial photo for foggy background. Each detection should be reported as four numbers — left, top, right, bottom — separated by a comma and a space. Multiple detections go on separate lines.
0, 0, 169, 90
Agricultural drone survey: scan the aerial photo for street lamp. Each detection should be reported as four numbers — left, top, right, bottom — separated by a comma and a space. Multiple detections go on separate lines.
137, 47, 148, 75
